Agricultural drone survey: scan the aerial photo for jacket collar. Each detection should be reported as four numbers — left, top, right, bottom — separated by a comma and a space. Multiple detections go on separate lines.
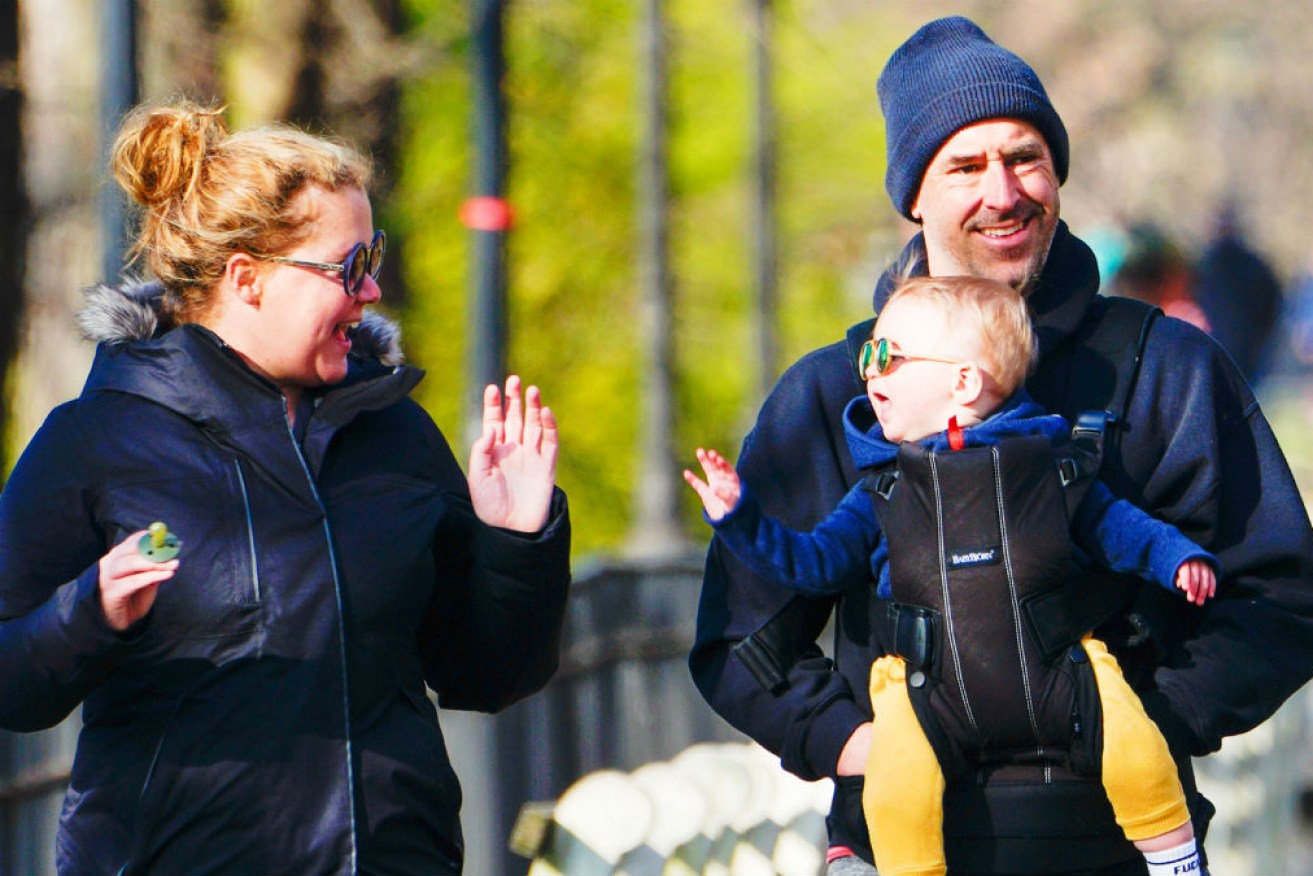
77, 278, 405, 365
871, 221, 1102, 362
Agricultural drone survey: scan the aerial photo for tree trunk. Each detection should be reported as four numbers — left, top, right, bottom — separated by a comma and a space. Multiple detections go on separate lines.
0, 0, 26, 474
9, 0, 100, 453
628, 0, 689, 558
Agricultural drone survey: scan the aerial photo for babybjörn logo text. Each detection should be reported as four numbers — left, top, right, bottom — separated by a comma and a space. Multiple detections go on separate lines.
947, 546, 1000, 569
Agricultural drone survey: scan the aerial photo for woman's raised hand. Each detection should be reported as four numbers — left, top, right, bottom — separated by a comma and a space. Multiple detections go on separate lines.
468, 375, 559, 533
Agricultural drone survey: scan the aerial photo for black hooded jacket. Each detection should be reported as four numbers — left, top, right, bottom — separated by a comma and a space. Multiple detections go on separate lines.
0, 282, 571, 875
689, 223, 1313, 871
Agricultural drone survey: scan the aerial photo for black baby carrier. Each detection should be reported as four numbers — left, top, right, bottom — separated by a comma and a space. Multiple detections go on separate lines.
864, 432, 1108, 780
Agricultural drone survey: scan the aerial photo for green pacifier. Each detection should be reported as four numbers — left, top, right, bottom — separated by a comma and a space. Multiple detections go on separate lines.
138, 521, 181, 562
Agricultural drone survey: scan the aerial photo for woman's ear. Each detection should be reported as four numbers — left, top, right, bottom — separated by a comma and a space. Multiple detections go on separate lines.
223, 252, 264, 307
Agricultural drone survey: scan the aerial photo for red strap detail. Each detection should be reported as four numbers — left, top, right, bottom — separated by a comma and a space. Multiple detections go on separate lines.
826, 846, 857, 863
459, 196, 514, 231
948, 416, 965, 451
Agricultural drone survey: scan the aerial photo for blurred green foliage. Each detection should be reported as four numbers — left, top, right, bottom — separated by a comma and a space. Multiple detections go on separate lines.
394, 1, 907, 557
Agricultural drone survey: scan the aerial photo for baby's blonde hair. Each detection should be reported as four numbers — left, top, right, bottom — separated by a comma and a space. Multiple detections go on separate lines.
882, 275, 1037, 397
111, 100, 372, 322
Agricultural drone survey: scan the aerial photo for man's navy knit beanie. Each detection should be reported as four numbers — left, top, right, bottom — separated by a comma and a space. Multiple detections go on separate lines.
878, 16, 1069, 220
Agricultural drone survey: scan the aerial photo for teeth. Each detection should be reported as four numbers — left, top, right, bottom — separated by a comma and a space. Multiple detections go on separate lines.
981, 222, 1022, 237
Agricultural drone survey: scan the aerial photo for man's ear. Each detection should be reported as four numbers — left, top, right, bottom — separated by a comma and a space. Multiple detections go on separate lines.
223, 252, 264, 307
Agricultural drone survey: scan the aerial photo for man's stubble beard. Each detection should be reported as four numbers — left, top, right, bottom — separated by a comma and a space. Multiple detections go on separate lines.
1015, 230, 1057, 298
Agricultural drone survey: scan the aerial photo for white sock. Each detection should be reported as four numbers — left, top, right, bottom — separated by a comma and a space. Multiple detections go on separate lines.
1143, 838, 1200, 875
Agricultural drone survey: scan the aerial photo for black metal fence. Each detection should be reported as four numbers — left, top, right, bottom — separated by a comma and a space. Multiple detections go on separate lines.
0, 717, 76, 874
444, 551, 744, 875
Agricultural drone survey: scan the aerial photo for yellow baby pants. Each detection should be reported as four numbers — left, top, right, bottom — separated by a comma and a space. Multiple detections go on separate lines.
861, 637, 1190, 876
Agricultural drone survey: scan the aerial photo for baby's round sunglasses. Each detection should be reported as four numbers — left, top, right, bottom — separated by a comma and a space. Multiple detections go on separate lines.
858, 336, 964, 377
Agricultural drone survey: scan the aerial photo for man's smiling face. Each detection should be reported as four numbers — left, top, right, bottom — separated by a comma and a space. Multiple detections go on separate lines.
910, 119, 1060, 294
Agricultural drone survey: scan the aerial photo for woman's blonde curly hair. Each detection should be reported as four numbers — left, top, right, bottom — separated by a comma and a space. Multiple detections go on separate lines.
111, 100, 372, 323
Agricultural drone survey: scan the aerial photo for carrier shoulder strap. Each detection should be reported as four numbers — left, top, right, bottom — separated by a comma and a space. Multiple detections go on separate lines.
863, 461, 938, 671
731, 592, 834, 695
1021, 298, 1163, 658
860, 468, 899, 500
1066, 296, 1161, 472
1053, 297, 1161, 539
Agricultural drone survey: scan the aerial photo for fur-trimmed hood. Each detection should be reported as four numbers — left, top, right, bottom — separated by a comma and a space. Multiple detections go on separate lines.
77, 278, 405, 367
75, 278, 421, 444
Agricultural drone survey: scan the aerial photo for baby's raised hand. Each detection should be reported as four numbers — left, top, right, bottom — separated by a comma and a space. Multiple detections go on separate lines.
683, 448, 741, 522
1175, 559, 1216, 606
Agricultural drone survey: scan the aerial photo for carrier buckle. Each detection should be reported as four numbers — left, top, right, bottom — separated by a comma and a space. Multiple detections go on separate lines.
891, 603, 939, 679
1071, 410, 1113, 455
870, 471, 899, 499
1057, 457, 1080, 486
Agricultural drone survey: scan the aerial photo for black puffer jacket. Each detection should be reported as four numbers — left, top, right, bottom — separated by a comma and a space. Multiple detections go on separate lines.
690, 223, 1313, 873
0, 281, 571, 876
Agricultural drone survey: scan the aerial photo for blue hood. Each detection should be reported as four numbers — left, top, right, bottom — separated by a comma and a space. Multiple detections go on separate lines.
841, 389, 1070, 470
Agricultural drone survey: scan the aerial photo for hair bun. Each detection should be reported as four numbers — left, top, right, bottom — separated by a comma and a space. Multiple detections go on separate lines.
111, 102, 228, 210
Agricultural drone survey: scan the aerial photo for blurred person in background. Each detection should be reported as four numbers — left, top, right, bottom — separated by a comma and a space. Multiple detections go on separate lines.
1281, 255, 1313, 376
690, 15, 1313, 876
1109, 222, 1209, 332
0, 101, 571, 876
1194, 204, 1284, 386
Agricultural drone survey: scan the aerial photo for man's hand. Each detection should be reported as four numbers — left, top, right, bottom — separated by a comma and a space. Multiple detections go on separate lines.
836, 722, 873, 776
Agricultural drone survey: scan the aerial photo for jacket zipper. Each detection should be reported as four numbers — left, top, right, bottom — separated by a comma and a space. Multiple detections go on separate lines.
285, 417, 360, 875
118, 697, 188, 876
232, 460, 261, 603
